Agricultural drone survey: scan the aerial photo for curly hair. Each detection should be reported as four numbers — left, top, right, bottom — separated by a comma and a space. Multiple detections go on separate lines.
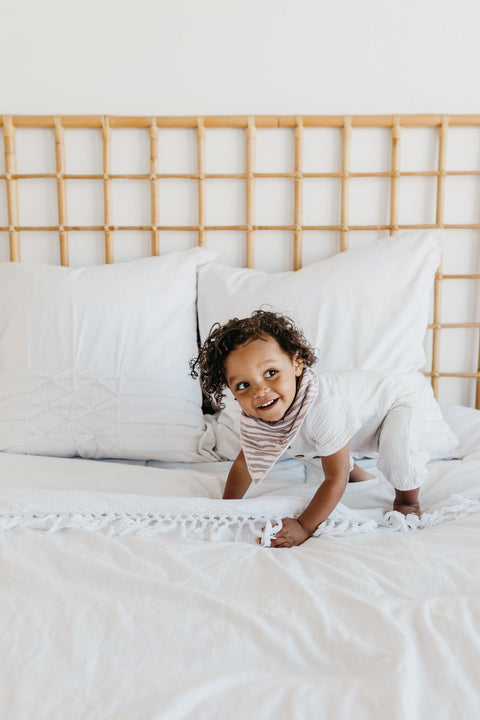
190, 310, 317, 409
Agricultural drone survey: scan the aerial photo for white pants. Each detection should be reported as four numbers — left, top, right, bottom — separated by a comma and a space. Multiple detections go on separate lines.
376, 402, 429, 491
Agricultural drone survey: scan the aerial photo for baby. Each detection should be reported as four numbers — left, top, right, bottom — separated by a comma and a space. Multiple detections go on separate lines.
191, 310, 428, 547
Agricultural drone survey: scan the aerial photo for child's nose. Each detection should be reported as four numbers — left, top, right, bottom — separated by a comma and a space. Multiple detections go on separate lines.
253, 381, 268, 397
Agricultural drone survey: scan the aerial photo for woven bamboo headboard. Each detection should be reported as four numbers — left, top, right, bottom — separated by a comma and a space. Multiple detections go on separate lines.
1, 114, 479, 408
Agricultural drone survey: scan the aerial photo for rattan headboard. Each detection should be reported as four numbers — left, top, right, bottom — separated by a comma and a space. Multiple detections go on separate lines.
1, 114, 479, 408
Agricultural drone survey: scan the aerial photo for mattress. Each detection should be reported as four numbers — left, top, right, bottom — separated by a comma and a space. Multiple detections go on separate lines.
1, 406, 480, 719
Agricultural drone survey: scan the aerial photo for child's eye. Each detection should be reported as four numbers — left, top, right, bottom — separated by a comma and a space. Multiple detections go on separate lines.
236, 381, 249, 391
265, 369, 277, 378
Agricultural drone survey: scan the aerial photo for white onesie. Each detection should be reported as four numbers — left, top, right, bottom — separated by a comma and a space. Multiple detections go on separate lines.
283, 371, 429, 491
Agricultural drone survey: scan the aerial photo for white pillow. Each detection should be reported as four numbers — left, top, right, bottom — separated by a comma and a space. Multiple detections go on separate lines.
0, 249, 216, 461
197, 230, 458, 460
198, 230, 443, 374
442, 405, 480, 460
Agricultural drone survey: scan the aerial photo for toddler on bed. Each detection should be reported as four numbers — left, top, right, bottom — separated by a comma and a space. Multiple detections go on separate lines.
191, 310, 428, 548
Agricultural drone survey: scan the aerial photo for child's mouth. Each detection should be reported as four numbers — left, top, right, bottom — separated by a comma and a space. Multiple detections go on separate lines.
257, 397, 279, 411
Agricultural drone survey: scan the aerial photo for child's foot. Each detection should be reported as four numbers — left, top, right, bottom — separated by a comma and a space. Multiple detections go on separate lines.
348, 463, 375, 483
393, 501, 422, 518
393, 488, 421, 517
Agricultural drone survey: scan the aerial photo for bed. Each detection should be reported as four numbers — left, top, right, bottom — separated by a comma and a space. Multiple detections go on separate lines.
1, 114, 480, 719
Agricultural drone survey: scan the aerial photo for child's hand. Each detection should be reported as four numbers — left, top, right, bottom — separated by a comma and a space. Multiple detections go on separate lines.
266, 517, 310, 548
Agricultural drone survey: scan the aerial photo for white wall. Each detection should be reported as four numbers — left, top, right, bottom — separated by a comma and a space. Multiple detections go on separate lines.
1, 0, 480, 114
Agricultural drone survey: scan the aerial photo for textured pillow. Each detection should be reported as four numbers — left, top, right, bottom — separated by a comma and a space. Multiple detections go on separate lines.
197, 230, 458, 460
0, 249, 216, 461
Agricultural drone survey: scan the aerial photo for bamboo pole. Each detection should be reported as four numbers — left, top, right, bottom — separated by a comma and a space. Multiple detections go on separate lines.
3, 116, 20, 261
54, 117, 69, 266
149, 118, 160, 255
443, 274, 480, 279
196, 117, 206, 247
431, 323, 480, 329
340, 116, 352, 251
102, 116, 114, 263
390, 116, 401, 235
5, 168, 480, 182
425, 371, 480, 378
293, 116, 304, 270
3, 222, 480, 236
4, 114, 480, 131
245, 116, 256, 268
8, 222, 480, 234
477, 305, 480, 411
431, 116, 449, 400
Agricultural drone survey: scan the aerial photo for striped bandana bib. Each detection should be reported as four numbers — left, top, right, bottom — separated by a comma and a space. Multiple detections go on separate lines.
240, 367, 319, 485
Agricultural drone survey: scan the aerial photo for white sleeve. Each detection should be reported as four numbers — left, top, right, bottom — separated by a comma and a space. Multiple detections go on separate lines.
305, 396, 361, 457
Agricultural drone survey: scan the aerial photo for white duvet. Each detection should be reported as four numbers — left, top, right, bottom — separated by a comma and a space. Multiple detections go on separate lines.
1, 406, 480, 719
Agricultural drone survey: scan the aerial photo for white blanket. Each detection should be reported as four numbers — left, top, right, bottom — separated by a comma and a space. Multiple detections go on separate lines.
1, 406, 480, 719
1, 450, 480, 545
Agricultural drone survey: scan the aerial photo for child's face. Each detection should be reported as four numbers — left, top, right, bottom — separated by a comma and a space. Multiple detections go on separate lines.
224, 335, 303, 421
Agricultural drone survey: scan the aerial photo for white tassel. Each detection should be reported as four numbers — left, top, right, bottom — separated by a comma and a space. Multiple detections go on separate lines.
1, 493, 480, 543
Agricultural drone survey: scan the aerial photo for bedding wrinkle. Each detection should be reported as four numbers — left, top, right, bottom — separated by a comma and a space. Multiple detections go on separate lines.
94, 539, 317, 670
395, 596, 480, 716
2, 529, 480, 719
312, 532, 477, 601
158, 670, 302, 720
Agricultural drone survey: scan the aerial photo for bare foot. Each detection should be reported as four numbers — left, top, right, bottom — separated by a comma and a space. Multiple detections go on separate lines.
348, 463, 375, 483
393, 488, 421, 517
393, 502, 422, 518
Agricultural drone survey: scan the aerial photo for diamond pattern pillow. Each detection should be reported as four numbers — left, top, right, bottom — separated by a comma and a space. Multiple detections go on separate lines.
0, 249, 215, 460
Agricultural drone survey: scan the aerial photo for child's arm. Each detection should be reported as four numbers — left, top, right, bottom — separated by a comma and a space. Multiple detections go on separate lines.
223, 449, 253, 499
269, 444, 350, 547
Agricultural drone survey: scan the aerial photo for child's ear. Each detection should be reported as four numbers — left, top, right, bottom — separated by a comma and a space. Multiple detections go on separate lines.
293, 353, 303, 376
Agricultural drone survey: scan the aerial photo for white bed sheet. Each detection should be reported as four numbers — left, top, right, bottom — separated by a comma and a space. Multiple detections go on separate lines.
1, 407, 480, 719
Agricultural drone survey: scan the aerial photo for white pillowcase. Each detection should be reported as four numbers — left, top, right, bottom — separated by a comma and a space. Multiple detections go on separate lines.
198, 229, 443, 374
197, 230, 458, 460
0, 249, 216, 461
442, 405, 480, 461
